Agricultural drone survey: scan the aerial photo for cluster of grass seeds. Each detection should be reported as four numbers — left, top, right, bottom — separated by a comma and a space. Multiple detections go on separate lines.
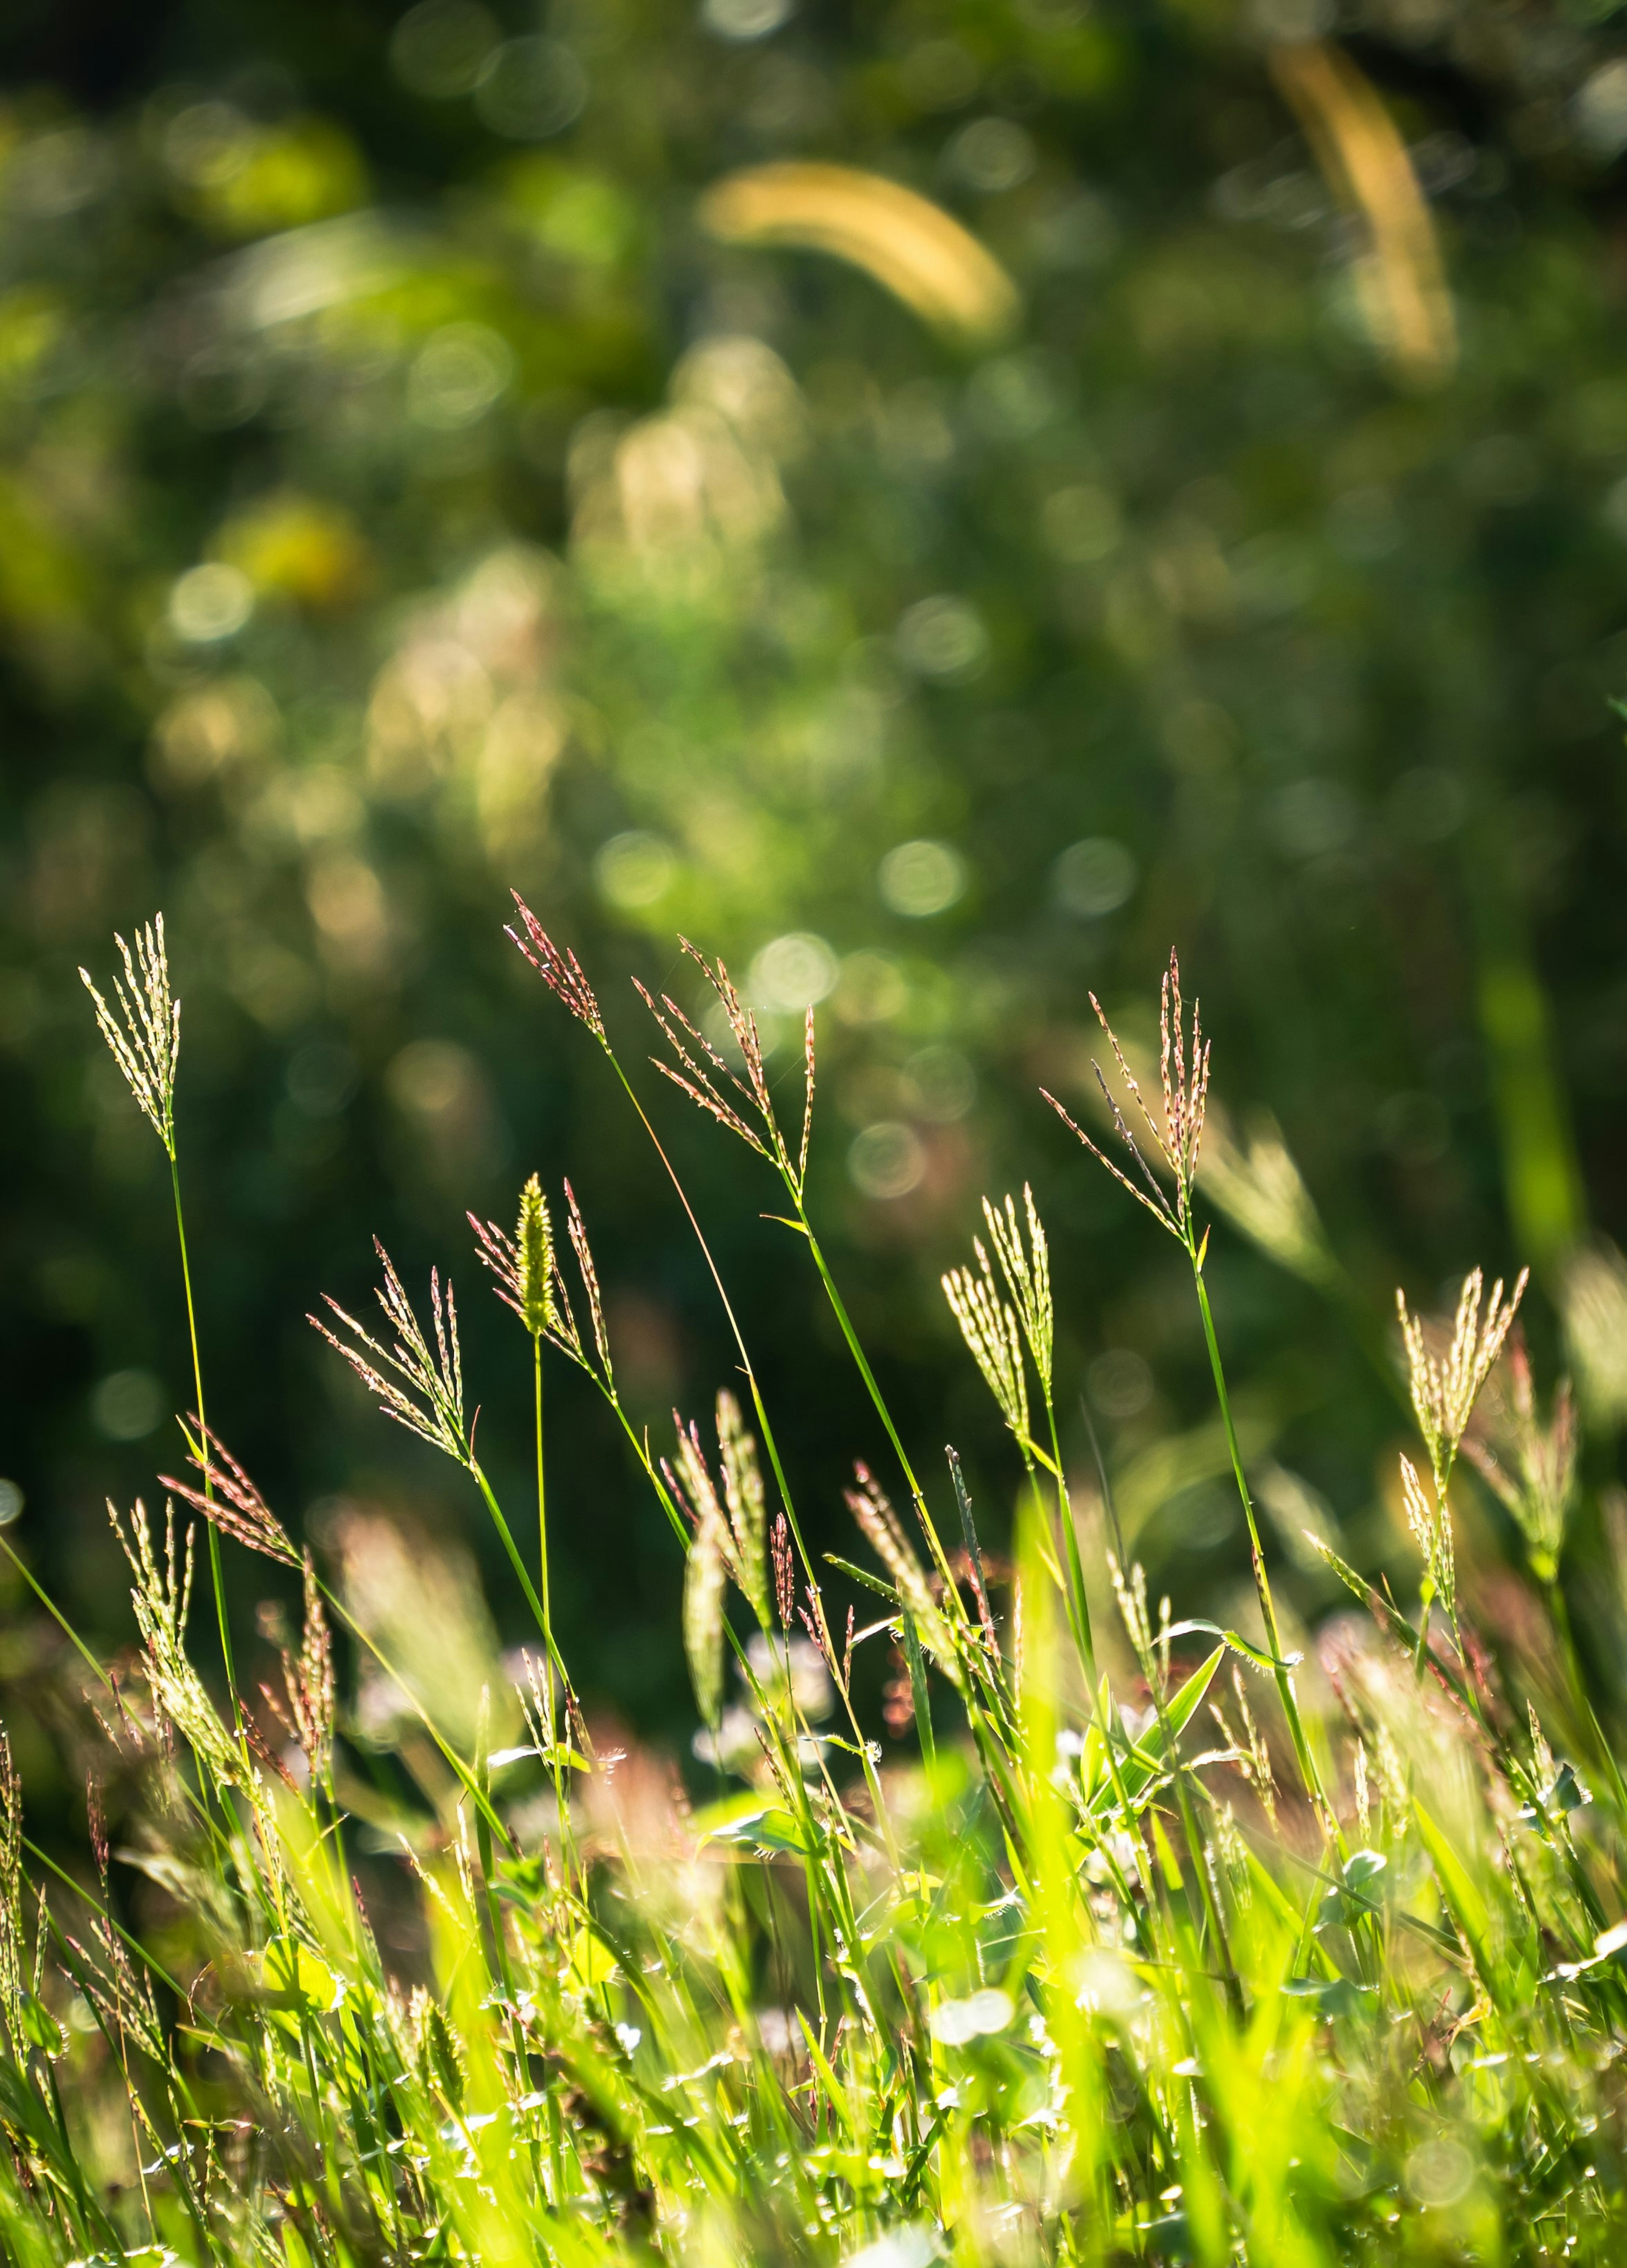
0, 909, 1622, 2264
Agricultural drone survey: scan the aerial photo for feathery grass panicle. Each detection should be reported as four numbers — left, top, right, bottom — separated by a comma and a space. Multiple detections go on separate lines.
310, 1240, 470, 1468
1399, 1451, 1455, 1624
1559, 1236, 1627, 1426
469, 1173, 558, 1342
78, 915, 180, 1159
1199, 1105, 1338, 1289
111, 1498, 245, 1786
1398, 1264, 1528, 1486
1462, 1335, 1577, 1583
0, 1735, 22, 2032
636, 936, 813, 1195
563, 1177, 613, 1388
716, 1388, 768, 1622
846, 1463, 960, 1680
799, 1003, 816, 1192
636, 971, 769, 1158
667, 1397, 771, 1631
261, 1556, 336, 1794
161, 1419, 300, 1567
1043, 948, 1210, 1246
672, 1420, 734, 1728
942, 1247, 1029, 1441
981, 1184, 1053, 1395
505, 891, 607, 1043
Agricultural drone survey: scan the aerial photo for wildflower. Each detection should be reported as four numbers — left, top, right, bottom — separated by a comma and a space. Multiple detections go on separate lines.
469, 1174, 559, 1342
1462, 1334, 1576, 1584
311, 1241, 471, 1469
79, 916, 181, 1159
507, 892, 607, 1044
1397, 1265, 1528, 1487
1044, 949, 1209, 1247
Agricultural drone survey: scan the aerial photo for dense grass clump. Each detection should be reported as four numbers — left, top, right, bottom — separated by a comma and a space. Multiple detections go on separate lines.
3, 905, 1625, 2265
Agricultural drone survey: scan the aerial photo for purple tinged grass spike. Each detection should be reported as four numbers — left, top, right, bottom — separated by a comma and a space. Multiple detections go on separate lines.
507, 892, 607, 1043
1043, 947, 1211, 1246
161, 1420, 300, 1568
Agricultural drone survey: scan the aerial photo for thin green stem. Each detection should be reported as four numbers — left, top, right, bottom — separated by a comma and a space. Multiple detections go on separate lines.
604, 1049, 815, 1578
1043, 1389, 1095, 1683
532, 1332, 574, 1892
1191, 1246, 1334, 1838
534, 1334, 550, 1645
169, 1153, 235, 1711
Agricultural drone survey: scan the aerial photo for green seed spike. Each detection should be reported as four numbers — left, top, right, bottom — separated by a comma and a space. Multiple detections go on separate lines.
515, 1173, 557, 1342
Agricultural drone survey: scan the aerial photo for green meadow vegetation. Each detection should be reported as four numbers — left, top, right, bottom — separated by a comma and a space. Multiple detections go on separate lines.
0, 901, 1622, 2266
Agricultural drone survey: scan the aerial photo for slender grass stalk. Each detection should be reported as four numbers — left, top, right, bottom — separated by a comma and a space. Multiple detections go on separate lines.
1191, 1246, 1330, 1830
534, 1334, 548, 1643
170, 1152, 235, 1709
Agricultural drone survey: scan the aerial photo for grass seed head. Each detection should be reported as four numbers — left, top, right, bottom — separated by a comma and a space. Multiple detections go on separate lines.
1399, 1452, 1454, 1618
981, 1184, 1053, 1398
161, 1420, 300, 1567
470, 1174, 558, 1342
1044, 948, 1209, 1247
1397, 1264, 1528, 1485
264, 1556, 335, 1794
507, 891, 607, 1044
638, 937, 813, 1195
846, 1464, 960, 1684
1559, 1237, 1627, 1425
80, 914, 181, 1159
311, 1241, 472, 1470
564, 1178, 614, 1389
942, 1247, 1029, 1441
1198, 1106, 1336, 1289
1461, 1333, 1576, 1583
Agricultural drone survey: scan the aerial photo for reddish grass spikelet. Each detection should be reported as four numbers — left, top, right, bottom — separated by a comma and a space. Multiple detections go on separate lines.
506, 891, 607, 1044
771, 1511, 794, 1633
563, 1178, 613, 1386
846, 1464, 960, 1684
310, 1240, 470, 1469
260, 1555, 336, 1793
161, 1419, 300, 1568
637, 936, 815, 1197
1043, 948, 1210, 1245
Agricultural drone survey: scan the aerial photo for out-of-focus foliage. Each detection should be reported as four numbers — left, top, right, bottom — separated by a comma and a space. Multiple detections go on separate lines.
5, 0, 1627, 1744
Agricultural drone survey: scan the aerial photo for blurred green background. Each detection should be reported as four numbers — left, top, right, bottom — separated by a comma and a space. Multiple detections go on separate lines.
5, 0, 1627, 1763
